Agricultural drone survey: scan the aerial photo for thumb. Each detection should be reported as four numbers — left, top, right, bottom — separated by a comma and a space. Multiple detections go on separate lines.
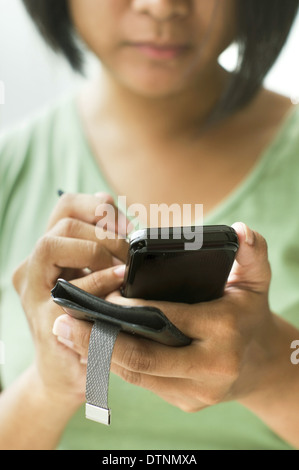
226, 222, 271, 294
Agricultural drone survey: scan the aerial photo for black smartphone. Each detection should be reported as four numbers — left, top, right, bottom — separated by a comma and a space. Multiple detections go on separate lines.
121, 225, 239, 304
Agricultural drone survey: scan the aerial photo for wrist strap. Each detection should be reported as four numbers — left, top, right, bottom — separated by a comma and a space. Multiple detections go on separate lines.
85, 321, 120, 426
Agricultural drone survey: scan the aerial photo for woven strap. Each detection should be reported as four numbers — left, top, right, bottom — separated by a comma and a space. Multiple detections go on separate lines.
85, 321, 120, 426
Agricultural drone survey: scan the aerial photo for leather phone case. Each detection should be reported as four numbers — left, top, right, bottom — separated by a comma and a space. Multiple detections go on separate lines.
51, 279, 191, 347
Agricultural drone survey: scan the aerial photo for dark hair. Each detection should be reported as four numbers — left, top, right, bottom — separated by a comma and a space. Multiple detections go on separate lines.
22, 0, 299, 119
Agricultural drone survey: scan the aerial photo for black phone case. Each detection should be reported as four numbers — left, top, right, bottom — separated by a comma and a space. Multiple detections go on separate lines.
51, 279, 191, 347
122, 225, 239, 304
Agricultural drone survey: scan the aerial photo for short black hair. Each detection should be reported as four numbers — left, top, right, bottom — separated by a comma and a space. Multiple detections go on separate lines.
22, 0, 299, 120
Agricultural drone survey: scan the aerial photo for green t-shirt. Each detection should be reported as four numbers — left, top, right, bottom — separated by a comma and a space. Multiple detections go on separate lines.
1, 96, 299, 450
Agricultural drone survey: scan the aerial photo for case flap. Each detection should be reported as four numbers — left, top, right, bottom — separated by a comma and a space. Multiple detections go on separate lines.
51, 279, 191, 347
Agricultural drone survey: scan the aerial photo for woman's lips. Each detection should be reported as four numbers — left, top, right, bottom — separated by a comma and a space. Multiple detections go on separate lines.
128, 42, 190, 60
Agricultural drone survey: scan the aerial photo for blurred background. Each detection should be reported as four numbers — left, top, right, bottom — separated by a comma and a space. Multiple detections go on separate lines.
1, 0, 299, 131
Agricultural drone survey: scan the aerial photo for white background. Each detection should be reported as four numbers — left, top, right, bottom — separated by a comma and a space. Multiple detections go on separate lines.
0, 0, 299, 131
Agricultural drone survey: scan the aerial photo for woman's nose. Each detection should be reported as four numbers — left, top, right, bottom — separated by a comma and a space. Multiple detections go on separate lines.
131, 0, 191, 21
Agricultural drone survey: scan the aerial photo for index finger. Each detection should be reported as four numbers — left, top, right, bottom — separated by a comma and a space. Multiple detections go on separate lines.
46, 192, 130, 237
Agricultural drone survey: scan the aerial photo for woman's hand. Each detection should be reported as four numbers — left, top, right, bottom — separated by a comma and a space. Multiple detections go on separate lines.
52, 222, 280, 412
12, 192, 129, 411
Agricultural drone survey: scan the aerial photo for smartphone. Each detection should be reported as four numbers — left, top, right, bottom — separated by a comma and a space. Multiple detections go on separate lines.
121, 225, 239, 304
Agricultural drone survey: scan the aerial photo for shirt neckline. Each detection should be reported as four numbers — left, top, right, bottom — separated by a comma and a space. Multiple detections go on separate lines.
69, 96, 299, 224
204, 104, 299, 224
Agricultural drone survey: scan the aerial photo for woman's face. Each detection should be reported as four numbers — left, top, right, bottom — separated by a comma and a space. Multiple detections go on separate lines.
68, 0, 237, 97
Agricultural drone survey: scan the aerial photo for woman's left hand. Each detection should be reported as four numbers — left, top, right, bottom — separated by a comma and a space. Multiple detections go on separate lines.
52, 222, 280, 412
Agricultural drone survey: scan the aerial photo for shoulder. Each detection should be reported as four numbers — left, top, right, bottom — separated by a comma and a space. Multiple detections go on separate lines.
256, 91, 299, 185
0, 95, 76, 166
0, 95, 78, 191
264, 91, 299, 167
0, 95, 81, 231
257, 89, 299, 142
238, 88, 298, 136
241, 88, 299, 168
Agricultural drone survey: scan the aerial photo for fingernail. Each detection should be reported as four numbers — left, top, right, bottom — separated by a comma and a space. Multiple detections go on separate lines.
94, 192, 114, 204
114, 264, 126, 278
53, 318, 71, 340
243, 224, 255, 246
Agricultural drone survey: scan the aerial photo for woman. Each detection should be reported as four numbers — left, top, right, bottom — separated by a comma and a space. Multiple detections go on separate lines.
1, 0, 299, 450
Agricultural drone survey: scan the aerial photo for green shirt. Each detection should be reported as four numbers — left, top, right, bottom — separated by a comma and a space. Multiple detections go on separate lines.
1, 96, 299, 450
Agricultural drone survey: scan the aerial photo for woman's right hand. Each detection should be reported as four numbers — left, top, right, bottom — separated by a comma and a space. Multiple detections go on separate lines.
12, 192, 129, 412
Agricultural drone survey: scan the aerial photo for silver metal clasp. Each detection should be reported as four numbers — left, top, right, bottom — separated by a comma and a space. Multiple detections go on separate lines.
85, 403, 111, 426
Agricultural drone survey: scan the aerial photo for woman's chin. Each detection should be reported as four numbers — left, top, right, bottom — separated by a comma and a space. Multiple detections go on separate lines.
116, 72, 190, 99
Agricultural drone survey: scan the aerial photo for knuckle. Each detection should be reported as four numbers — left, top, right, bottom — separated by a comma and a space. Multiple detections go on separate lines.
193, 382, 227, 406
118, 368, 142, 387
200, 390, 223, 407
183, 357, 201, 378
94, 224, 110, 241
95, 201, 115, 222
181, 384, 221, 408
220, 310, 239, 340
95, 192, 114, 204
89, 270, 105, 293
219, 352, 241, 380
12, 260, 26, 294
176, 389, 205, 413
79, 323, 92, 350
209, 349, 242, 383
91, 241, 106, 264
122, 344, 154, 373
179, 403, 199, 414
12, 260, 36, 313
58, 192, 74, 210
34, 235, 55, 260
54, 217, 77, 237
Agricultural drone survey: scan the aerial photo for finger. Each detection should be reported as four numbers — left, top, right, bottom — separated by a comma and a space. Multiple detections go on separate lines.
227, 222, 271, 293
94, 196, 130, 238
112, 333, 197, 379
111, 363, 207, 412
52, 314, 208, 412
48, 217, 129, 264
53, 314, 93, 359
47, 192, 130, 237
47, 193, 110, 230
52, 314, 195, 379
71, 265, 126, 297
52, 265, 126, 354
48, 266, 125, 344
29, 236, 123, 290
